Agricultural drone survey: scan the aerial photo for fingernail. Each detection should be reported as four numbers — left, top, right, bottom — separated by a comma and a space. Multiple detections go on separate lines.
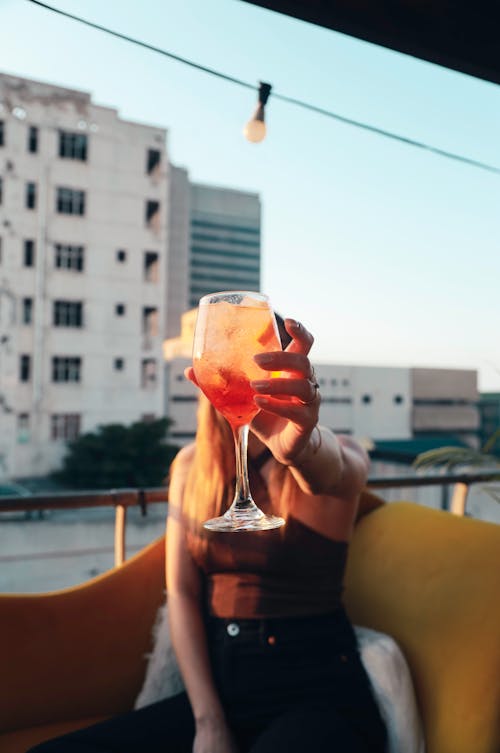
255, 396, 269, 405
252, 380, 269, 390
254, 353, 273, 364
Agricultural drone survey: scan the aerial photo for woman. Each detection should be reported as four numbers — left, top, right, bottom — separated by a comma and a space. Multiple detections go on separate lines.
30, 317, 386, 753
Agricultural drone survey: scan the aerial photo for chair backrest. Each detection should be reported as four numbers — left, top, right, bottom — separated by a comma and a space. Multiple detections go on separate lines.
344, 502, 500, 753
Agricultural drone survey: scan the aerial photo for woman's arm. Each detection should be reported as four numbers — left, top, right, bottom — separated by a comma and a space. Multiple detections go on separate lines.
287, 426, 370, 499
166, 445, 237, 753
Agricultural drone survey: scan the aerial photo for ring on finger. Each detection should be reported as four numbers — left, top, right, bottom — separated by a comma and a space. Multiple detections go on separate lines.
299, 378, 320, 406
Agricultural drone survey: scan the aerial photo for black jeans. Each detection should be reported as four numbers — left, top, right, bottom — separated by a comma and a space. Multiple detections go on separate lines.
29, 609, 387, 753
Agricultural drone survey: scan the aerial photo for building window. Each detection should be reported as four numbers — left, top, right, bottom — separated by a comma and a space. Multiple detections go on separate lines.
19, 354, 31, 382
22, 297, 33, 324
342, 379, 350, 387
28, 125, 38, 153
53, 300, 83, 327
114, 358, 124, 371
26, 182, 37, 209
56, 187, 85, 215
0, 120, 4, 146
17, 413, 30, 444
55, 243, 84, 271
59, 131, 88, 161
143, 306, 158, 336
362, 394, 372, 404
144, 251, 159, 282
115, 303, 126, 316
24, 239, 35, 267
51, 413, 81, 441
145, 200, 160, 228
146, 148, 161, 174
394, 394, 404, 405
141, 358, 157, 388
116, 249, 127, 263
52, 356, 82, 383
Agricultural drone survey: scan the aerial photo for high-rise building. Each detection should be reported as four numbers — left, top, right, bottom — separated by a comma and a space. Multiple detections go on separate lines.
188, 182, 261, 308
0, 73, 168, 477
165, 170, 262, 337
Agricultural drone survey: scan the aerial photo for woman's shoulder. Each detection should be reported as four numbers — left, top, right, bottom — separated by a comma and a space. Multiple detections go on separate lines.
171, 442, 196, 478
175, 442, 196, 463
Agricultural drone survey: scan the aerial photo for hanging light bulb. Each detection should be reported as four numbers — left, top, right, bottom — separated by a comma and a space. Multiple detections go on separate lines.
243, 82, 272, 143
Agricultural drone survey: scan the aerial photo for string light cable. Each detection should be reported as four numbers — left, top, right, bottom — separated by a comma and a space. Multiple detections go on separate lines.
24, 0, 500, 174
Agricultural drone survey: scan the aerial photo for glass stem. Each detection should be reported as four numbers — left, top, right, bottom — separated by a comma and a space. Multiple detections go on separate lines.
232, 424, 253, 509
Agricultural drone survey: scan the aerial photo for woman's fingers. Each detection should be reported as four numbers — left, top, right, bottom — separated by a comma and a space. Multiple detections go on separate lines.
254, 351, 313, 377
253, 321, 320, 417
251, 377, 319, 406
254, 318, 314, 376
253, 395, 318, 423
283, 318, 314, 355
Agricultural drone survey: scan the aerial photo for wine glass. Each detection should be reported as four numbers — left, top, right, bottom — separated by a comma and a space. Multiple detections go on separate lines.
192, 291, 285, 532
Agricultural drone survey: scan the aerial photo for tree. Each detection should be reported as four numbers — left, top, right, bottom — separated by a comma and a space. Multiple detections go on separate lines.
53, 418, 180, 489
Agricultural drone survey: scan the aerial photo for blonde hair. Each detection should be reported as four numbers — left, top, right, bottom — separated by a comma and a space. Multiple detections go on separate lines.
182, 394, 235, 526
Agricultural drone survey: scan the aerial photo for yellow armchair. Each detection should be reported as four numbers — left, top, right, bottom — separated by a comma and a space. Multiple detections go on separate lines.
1, 500, 499, 753
0, 537, 166, 753
344, 502, 500, 753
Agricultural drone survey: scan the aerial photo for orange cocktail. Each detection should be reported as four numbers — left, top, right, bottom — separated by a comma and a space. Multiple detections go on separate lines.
193, 296, 281, 428
192, 291, 285, 532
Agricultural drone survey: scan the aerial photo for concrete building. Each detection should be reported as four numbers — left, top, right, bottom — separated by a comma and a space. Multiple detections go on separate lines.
165, 170, 261, 337
0, 73, 168, 477
411, 368, 479, 446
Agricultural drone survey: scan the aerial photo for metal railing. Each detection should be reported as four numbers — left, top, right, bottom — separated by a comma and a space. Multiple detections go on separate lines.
0, 488, 167, 567
1, 470, 499, 565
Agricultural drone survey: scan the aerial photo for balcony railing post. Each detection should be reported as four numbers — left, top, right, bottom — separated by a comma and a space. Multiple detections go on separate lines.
450, 482, 469, 516
114, 503, 127, 566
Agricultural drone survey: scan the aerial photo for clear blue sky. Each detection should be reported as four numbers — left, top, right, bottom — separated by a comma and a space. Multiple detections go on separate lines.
2, 0, 500, 390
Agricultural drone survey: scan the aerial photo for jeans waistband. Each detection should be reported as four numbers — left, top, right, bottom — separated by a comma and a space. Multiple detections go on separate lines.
207, 608, 355, 644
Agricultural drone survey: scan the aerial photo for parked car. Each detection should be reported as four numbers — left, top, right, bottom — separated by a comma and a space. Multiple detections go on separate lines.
0, 481, 35, 520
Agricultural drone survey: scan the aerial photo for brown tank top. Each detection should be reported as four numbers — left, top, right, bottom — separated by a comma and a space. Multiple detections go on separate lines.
186, 454, 349, 619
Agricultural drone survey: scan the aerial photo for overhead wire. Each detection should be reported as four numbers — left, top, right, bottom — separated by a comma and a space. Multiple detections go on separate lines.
25, 0, 500, 176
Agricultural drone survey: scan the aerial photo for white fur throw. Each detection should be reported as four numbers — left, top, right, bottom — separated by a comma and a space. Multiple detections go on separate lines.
135, 603, 425, 753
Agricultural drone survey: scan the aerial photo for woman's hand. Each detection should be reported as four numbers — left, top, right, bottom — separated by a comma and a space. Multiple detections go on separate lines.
250, 318, 321, 467
193, 716, 239, 753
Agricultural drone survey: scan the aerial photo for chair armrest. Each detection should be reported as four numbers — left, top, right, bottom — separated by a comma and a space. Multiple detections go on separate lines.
345, 502, 500, 753
0, 537, 165, 734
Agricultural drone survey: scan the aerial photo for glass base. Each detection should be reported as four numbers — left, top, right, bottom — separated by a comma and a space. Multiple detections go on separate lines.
204, 508, 285, 532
